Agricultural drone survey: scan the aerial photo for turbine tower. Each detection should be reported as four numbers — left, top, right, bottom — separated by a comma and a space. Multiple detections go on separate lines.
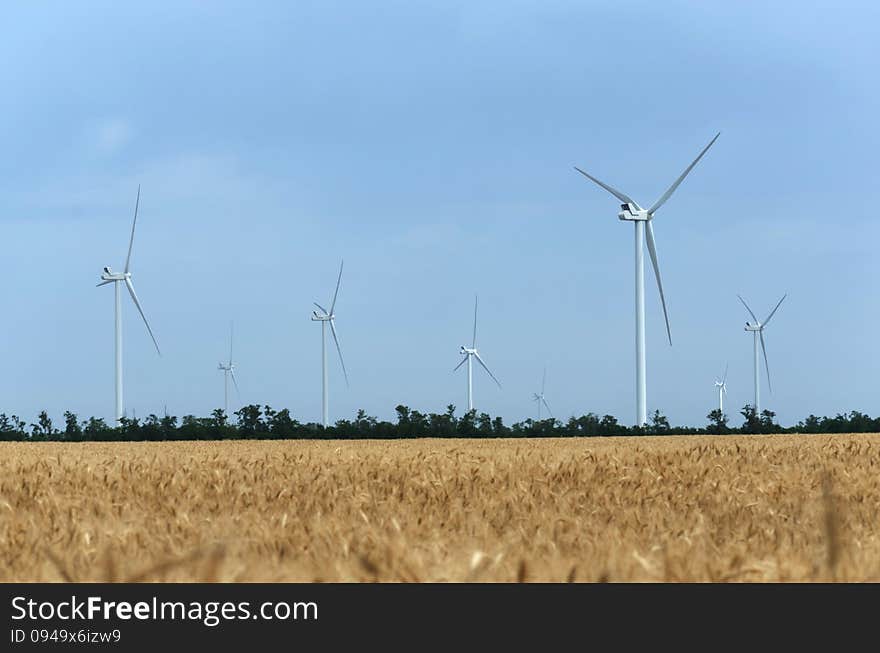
454, 296, 501, 412
532, 367, 553, 420
575, 132, 719, 425
311, 261, 348, 428
96, 185, 161, 424
738, 294, 786, 414
217, 322, 240, 414
714, 364, 728, 413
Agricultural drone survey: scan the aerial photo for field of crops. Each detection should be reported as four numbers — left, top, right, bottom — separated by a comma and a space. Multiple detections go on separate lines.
0, 434, 878, 582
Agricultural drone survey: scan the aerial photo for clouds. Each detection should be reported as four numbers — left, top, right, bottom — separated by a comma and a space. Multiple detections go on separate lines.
93, 118, 133, 156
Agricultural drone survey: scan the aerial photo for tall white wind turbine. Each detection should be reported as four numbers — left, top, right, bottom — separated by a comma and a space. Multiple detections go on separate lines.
96, 185, 161, 424
575, 132, 719, 426
311, 261, 348, 428
714, 364, 728, 413
738, 294, 786, 414
532, 367, 553, 420
454, 296, 501, 412
217, 322, 240, 414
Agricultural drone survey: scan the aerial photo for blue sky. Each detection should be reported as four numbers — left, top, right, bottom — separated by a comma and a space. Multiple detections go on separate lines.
1, 1, 878, 428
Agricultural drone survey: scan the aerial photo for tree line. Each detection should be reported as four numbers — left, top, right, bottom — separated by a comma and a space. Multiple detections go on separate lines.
0, 404, 878, 441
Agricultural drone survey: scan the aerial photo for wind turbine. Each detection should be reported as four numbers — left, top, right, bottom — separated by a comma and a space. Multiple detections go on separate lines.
713, 364, 728, 413
738, 294, 786, 414
311, 261, 348, 428
575, 132, 719, 426
532, 367, 553, 420
454, 296, 501, 412
96, 185, 161, 424
217, 322, 240, 414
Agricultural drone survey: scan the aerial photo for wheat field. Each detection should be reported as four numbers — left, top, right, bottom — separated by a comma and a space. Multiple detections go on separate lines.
0, 434, 878, 582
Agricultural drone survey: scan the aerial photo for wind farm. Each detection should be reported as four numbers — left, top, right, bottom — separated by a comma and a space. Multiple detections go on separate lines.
2, 2, 879, 589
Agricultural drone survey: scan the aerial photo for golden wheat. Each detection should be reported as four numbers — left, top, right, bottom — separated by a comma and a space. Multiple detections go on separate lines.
0, 434, 878, 582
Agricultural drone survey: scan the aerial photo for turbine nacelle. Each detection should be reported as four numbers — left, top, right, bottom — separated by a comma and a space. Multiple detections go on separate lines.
617, 203, 650, 221
744, 322, 762, 332
100, 266, 129, 282
460, 346, 476, 356
311, 311, 333, 322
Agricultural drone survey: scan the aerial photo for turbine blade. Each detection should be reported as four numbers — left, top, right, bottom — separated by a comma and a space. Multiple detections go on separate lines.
541, 367, 546, 395
737, 295, 759, 323
474, 352, 501, 389
453, 356, 468, 372
648, 132, 720, 215
472, 295, 478, 348
763, 293, 787, 326
541, 397, 553, 419
230, 369, 241, 397
329, 260, 343, 315
124, 277, 161, 356
329, 319, 349, 387
722, 363, 729, 384
759, 330, 772, 394
229, 321, 234, 365
313, 302, 329, 315
645, 221, 672, 345
96, 280, 113, 287
124, 185, 140, 274
573, 167, 638, 206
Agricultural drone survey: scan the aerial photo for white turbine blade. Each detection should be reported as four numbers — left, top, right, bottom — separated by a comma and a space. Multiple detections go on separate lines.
645, 221, 672, 345
453, 356, 468, 372
329, 318, 349, 387
541, 367, 547, 395
96, 279, 113, 287
472, 295, 478, 348
230, 369, 241, 397
759, 330, 772, 394
124, 184, 141, 274
541, 397, 553, 419
313, 302, 329, 315
474, 352, 502, 389
229, 321, 234, 365
763, 293, 787, 326
573, 167, 638, 206
737, 294, 759, 323
329, 260, 343, 315
722, 363, 729, 384
124, 277, 161, 356
648, 132, 720, 215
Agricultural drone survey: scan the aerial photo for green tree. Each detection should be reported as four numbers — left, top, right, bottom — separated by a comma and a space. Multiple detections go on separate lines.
30, 411, 57, 440
760, 409, 780, 433
706, 409, 729, 434
0, 414, 27, 441
740, 404, 761, 434
63, 411, 83, 441
650, 409, 670, 434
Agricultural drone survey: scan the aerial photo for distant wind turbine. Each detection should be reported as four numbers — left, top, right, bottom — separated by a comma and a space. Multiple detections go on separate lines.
454, 296, 501, 412
574, 133, 719, 426
217, 322, 240, 414
311, 261, 349, 428
738, 294, 787, 413
714, 364, 728, 413
532, 367, 553, 420
96, 185, 161, 424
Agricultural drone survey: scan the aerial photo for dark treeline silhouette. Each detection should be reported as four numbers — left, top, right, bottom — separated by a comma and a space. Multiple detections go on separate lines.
0, 404, 878, 441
